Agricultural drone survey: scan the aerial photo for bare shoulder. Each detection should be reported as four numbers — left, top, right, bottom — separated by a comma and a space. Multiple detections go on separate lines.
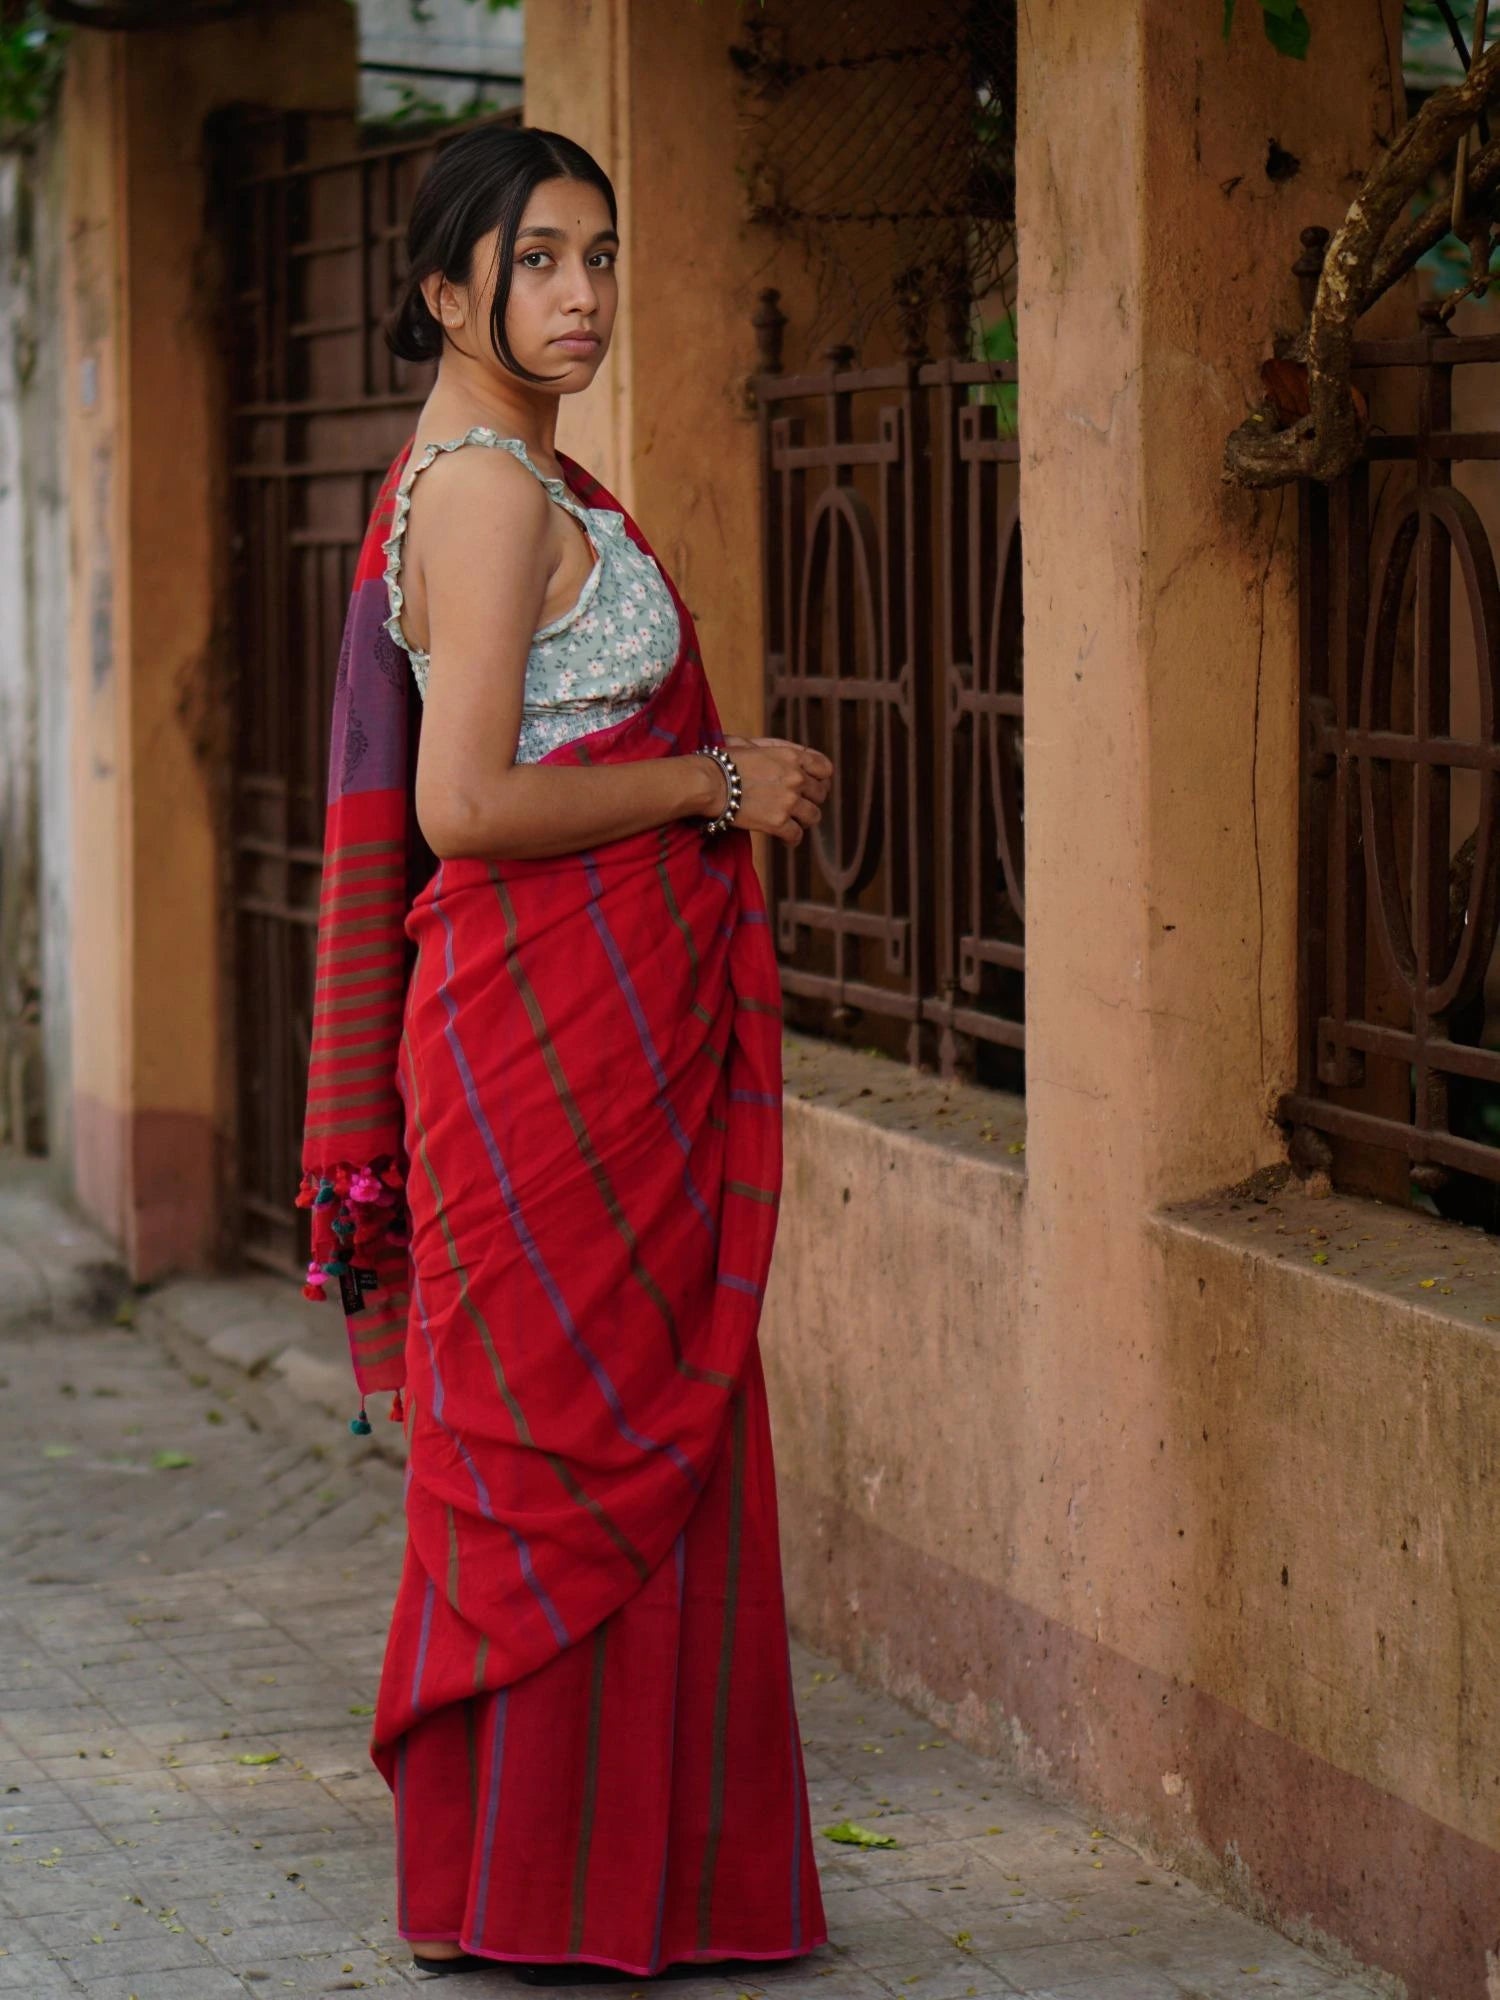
406, 440, 551, 560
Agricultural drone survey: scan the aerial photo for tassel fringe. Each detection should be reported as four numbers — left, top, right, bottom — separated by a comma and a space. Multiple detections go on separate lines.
296, 1158, 409, 1290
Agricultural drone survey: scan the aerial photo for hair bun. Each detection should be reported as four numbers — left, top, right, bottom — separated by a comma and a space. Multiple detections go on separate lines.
384, 285, 443, 365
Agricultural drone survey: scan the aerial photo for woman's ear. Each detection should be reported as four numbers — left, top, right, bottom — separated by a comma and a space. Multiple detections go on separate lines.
421, 270, 457, 331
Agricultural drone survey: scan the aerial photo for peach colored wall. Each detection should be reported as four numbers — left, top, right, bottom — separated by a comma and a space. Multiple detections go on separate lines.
619, 0, 1500, 1987
64, 34, 130, 1246
64, 0, 356, 1274
524, 0, 631, 508
528, 0, 812, 744
760, 1, 1500, 1992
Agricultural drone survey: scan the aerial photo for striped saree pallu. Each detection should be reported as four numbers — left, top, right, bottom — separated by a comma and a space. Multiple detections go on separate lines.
299, 442, 826, 1971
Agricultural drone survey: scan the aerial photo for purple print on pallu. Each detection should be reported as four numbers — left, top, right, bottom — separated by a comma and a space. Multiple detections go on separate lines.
470, 1686, 511, 1947
701, 854, 733, 891
649, 722, 678, 746
329, 584, 412, 802
731, 1090, 779, 1107
433, 881, 701, 1494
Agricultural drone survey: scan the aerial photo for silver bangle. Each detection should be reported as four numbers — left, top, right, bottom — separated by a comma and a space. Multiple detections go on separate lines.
699, 745, 743, 836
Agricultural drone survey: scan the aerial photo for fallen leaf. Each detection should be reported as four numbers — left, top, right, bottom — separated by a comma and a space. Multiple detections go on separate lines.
235, 1752, 281, 1767
821, 1820, 898, 1849
150, 1450, 195, 1472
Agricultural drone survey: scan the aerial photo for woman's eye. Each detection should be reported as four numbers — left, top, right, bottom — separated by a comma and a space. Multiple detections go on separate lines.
517, 250, 615, 271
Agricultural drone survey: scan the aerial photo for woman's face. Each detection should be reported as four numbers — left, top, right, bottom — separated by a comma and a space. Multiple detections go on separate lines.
427, 176, 619, 390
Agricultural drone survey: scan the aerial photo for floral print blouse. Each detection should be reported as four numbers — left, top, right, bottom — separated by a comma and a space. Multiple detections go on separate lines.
381, 426, 680, 762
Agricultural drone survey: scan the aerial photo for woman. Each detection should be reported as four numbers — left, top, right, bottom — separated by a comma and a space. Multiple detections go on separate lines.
295, 124, 833, 1981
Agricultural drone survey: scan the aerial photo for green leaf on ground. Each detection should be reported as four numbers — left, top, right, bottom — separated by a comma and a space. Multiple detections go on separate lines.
821, 1821, 898, 1849
234, 1752, 281, 1767
150, 1450, 194, 1471
348, 1704, 375, 1717
41, 1444, 74, 1459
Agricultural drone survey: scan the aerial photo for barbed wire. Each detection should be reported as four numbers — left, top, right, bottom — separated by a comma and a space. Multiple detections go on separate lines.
732, 0, 1016, 367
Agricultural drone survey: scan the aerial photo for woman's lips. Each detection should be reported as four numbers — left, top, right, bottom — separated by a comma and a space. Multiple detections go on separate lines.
553, 335, 600, 353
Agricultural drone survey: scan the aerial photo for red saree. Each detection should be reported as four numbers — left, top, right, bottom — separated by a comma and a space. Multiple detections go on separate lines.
299, 440, 827, 1971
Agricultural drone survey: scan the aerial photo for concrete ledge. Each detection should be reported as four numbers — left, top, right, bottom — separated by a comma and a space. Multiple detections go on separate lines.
1144, 1171, 1500, 1996
0, 1148, 130, 1331
272, 1341, 358, 1420
1160, 1167, 1500, 1332
781, 1029, 1028, 1165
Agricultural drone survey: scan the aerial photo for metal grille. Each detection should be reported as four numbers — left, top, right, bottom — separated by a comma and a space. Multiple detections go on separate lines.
221, 106, 517, 1276
753, 300, 1022, 1084
1286, 306, 1500, 1228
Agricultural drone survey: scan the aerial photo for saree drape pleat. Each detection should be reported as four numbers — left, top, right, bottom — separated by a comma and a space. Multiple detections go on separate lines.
302, 443, 826, 1971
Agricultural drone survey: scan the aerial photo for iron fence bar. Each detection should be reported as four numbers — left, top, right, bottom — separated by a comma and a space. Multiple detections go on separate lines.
1289, 289, 1500, 1206
753, 302, 1022, 1077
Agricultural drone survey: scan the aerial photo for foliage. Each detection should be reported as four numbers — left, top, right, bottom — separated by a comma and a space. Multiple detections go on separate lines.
1222, 0, 1312, 60
0, 5, 66, 138
970, 310, 1019, 436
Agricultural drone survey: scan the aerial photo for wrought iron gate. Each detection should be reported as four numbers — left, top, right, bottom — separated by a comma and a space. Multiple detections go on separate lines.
223, 107, 516, 1276
752, 296, 1024, 1085
1287, 299, 1500, 1230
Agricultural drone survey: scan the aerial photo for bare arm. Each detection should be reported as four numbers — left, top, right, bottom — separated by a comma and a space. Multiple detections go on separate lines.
408, 449, 830, 861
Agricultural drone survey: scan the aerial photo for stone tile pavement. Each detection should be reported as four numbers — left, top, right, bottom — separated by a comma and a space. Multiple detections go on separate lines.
0, 1158, 1388, 1998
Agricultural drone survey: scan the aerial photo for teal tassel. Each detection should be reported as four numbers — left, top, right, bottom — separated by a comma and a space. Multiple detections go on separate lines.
322, 1258, 351, 1277
349, 1406, 372, 1436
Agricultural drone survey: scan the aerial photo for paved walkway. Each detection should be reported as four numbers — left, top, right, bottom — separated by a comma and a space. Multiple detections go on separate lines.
0, 1162, 1385, 1998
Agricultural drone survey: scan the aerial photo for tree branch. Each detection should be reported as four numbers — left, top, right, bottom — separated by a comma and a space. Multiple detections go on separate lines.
1225, 39, 1500, 489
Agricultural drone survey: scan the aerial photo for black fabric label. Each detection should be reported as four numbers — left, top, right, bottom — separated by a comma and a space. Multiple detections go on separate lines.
339, 1267, 366, 1315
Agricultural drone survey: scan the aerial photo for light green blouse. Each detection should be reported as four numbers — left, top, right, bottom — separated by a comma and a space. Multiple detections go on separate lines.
381, 426, 680, 762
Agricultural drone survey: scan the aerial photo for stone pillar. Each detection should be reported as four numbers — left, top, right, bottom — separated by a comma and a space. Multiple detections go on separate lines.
1018, 0, 1403, 1222
1011, 0, 1405, 1893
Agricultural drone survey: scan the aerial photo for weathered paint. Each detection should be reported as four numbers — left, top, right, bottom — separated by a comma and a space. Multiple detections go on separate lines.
62, 1, 357, 1272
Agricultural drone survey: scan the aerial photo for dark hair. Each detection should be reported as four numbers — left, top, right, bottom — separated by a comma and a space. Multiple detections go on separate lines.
384, 125, 617, 385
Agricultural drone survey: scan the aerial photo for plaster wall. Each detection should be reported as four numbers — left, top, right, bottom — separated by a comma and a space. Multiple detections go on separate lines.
26, 131, 72, 1174
526, 0, 914, 744
0, 134, 67, 1164
62, 1, 356, 1271
769, 1091, 1500, 1994
762, 3, 1500, 1992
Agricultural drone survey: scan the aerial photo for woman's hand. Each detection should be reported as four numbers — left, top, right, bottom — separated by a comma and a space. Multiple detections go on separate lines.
715, 735, 832, 847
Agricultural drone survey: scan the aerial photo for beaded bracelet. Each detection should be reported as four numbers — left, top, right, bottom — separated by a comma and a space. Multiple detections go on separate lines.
699, 744, 744, 837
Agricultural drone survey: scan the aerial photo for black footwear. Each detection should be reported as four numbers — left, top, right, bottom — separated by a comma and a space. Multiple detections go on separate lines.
658, 1960, 781, 1981
412, 1951, 490, 1977
513, 1967, 638, 1986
